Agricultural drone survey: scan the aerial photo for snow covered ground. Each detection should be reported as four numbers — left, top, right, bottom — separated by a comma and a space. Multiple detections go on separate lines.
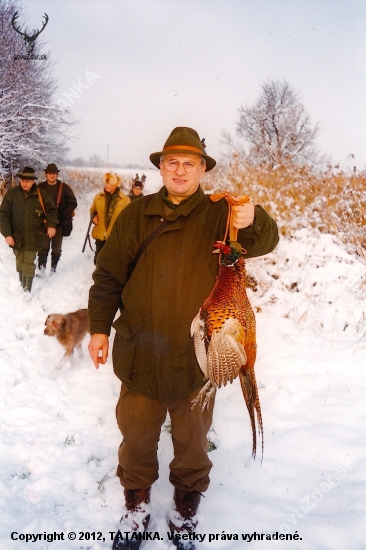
0, 171, 365, 550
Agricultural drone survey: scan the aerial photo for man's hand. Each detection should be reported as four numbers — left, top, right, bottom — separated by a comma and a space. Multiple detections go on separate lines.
88, 333, 109, 369
47, 227, 56, 238
5, 236, 15, 247
92, 215, 99, 225
232, 202, 255, 229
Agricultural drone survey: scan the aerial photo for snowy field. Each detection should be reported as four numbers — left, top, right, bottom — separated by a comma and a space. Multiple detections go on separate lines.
0, 171, 365, 550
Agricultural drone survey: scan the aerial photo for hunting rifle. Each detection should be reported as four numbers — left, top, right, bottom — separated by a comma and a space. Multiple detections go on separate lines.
82, 211, 96, 252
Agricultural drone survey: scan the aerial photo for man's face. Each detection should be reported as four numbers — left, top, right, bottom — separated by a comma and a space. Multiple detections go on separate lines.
104, 183, 118, 194
132, 186, 142, 196
159, 153, 206, 204
19, 179, 34, 192
45, 172, 58, 184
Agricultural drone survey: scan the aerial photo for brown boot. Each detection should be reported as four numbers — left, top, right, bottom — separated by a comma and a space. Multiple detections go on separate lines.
112, 488, 151, 550
169, 489, 202, 550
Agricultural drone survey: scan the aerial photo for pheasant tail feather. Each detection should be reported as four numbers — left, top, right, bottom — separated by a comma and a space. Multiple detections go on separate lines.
239, 368, 263, 460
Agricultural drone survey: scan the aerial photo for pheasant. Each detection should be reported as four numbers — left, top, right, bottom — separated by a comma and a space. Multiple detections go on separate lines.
190, 192, 263, 459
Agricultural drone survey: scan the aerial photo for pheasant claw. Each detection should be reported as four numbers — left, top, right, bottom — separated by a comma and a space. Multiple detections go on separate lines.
191, 381, 216, 411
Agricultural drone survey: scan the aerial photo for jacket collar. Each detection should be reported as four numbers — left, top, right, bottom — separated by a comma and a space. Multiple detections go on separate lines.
19, 183, 38, 196
40, 179, 60, 186
145, 186, 205, 220
101, 188, 122, 195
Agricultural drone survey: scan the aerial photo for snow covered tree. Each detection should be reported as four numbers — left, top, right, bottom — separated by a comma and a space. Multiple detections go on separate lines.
0, 0, 74, 185
236, 80, 320, 167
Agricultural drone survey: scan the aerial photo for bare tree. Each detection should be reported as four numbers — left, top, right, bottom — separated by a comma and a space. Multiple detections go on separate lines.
70, 157, 86, 168
0, 0, 74, 184
88, 154, 104, 168
236, 80, 320, 167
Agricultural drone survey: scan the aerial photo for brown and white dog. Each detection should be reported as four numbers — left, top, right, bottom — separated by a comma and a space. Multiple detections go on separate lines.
44, 308, 89, 370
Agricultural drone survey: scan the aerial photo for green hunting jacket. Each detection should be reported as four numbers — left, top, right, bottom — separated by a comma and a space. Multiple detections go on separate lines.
0, 184, 58, 251
88, 186, 279, 403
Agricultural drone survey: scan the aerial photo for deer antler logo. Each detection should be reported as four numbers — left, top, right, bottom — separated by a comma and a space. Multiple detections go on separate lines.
11, 11, 49, 54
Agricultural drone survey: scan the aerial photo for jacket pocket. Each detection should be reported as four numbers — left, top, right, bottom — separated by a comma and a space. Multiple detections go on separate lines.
34, 208, 43, 217
112, 317, 141, 382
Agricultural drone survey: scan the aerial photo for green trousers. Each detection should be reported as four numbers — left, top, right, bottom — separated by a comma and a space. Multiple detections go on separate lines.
116, 385, 214, 493
13, 249, 37, 277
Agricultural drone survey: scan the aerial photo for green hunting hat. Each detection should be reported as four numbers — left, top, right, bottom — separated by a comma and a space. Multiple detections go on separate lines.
16, 167, 38, 180
45, 163, 59, 173
150, 127, 216, 171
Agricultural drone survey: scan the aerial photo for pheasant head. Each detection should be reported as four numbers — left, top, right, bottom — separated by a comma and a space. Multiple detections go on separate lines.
213, 240, 246, 267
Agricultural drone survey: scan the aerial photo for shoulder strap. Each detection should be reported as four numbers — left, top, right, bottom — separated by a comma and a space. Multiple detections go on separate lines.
37, 188, 47, 217
56, 181, 63, 208
128, 219, 171, 277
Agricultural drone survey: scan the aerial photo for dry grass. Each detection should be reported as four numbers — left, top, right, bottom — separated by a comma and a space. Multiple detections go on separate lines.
61, 168, 133, 195
203, 154, 366, 262
0, 179, 5, 200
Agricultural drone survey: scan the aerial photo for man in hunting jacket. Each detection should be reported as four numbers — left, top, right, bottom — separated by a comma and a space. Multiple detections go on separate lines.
0, 167, 58, 292
90, 172, 130, 264
37, 163, 77, 273
88, 127, 279, 550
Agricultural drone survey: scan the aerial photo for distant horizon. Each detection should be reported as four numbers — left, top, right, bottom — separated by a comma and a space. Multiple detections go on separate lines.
63, 164, 159, 172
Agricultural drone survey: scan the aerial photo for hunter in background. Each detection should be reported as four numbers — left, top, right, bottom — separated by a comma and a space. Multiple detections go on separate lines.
0, 167, 58, 292
90, 172, 130, 264
129, 174, 145, 201
37, 163, 78, 274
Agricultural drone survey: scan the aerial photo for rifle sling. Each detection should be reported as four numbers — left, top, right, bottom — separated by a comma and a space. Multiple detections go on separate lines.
128, 219, 171, 277
36, 188, 47, 218
56, 181, 63, 208
87, 232, 94, 252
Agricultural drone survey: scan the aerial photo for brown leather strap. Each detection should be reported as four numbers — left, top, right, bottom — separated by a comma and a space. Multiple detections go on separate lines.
163, 144, 203, 154
56, 181, 63, 208
37, 188, 47, 217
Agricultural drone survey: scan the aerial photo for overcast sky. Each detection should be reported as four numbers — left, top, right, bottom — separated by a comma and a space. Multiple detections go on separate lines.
20, 0, 366, 169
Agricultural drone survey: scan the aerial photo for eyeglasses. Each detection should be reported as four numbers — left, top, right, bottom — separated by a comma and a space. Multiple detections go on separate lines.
161, 159, 202, 173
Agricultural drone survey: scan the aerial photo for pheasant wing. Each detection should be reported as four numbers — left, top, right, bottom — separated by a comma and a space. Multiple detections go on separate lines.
191, 312, 209, 379
207, 318, 246, 387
